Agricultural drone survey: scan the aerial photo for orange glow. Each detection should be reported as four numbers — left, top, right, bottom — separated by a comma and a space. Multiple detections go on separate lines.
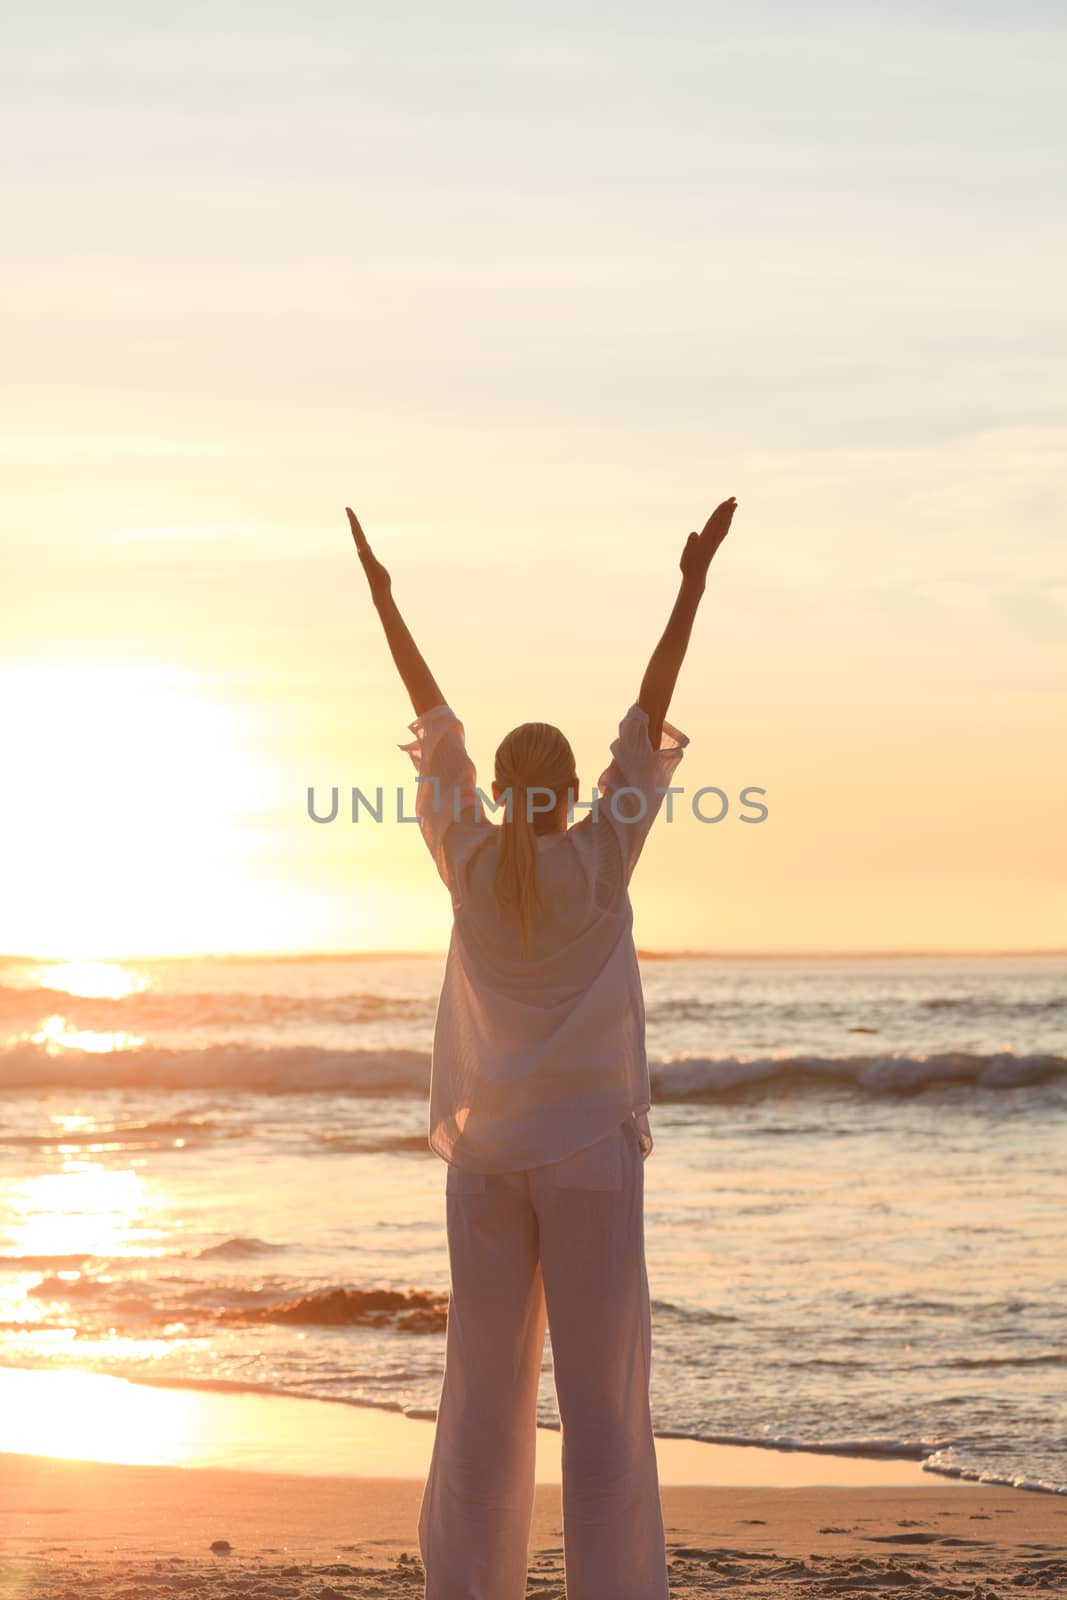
0, 660, 295, 957
0, 1369, 216, 1467
31, 1014, 144, 1054
5, 1165, 160, 1262
35, 962, 147, 1000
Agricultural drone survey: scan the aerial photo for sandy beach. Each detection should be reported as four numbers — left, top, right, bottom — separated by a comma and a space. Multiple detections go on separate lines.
2, 1448, 1065, 1599
2, 1374, 1064, 1600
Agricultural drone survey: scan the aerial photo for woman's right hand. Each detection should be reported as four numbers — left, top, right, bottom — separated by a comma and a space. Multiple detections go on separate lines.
680, 497, 737, 586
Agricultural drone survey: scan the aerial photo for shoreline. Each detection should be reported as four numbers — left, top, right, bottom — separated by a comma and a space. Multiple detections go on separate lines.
0, 1365, 949, 1488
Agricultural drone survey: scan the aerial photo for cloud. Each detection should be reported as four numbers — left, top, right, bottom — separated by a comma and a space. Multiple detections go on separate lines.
0, 436, 231, 462
99, 521, 267, 543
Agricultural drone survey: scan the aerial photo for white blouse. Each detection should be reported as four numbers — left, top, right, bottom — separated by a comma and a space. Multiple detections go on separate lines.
399, 702, 689, 1173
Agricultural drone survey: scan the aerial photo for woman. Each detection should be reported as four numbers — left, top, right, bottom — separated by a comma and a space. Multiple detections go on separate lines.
347, 497, 737, 1600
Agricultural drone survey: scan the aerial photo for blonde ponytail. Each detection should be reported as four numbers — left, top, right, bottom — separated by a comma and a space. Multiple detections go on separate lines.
493, 722, 576, 956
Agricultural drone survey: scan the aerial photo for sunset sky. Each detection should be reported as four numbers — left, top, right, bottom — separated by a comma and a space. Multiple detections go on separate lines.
3, 3, 1064, 956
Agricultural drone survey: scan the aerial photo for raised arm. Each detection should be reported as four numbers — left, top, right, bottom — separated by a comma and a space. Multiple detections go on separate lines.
637, 497, 737, 746
346, 508, 446, 717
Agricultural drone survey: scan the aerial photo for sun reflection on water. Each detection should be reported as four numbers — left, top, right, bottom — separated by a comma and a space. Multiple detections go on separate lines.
0, 1157, 174, 1383
30, 1014, 144, 1054
33, 961, 148, 1000
5, 1164, 160, 1261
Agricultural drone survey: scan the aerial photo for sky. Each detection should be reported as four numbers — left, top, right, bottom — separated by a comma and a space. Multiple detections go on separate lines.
2, 1, 1064, 956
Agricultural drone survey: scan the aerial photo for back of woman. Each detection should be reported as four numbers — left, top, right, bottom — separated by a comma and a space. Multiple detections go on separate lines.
346, 495, 737, 1600
401, 700, 688, 1171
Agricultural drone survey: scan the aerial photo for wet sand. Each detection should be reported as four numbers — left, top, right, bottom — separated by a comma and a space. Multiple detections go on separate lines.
2, 1450, 1064, 1598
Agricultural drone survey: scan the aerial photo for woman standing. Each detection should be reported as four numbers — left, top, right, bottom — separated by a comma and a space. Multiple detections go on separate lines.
347, 496, 737, 1600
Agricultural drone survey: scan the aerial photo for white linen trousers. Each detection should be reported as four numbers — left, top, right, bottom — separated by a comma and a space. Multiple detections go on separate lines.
418, 1114, 669, 1600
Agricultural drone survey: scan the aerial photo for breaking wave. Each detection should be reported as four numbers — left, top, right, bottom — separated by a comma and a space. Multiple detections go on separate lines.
1, 1040, 1063, 1099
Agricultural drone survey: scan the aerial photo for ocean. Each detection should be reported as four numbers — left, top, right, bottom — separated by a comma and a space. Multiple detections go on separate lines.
1, 951, 1064, 1494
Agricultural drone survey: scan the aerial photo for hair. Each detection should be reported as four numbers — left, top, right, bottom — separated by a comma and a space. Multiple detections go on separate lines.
492, 721, 576, 956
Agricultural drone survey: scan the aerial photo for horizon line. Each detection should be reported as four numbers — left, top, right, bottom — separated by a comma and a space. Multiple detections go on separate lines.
1, 946, 1064, 965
